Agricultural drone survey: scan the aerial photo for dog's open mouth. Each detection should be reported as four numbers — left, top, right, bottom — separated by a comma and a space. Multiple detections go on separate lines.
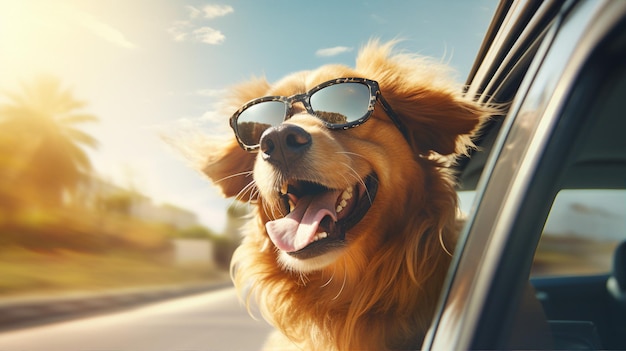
265, 173, 378, 259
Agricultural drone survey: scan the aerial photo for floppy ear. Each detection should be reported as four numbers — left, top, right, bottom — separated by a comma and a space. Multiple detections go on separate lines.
355, 40, 489, 156
202, 138, 256, 199
201, 76, 273, 199
393, 89, 487, 156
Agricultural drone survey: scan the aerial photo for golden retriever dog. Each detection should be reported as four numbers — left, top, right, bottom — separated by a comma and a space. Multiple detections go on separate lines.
199, 40, 491, 350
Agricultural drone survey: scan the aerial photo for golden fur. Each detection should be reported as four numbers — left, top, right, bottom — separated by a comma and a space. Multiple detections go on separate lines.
199, 40, 492, 350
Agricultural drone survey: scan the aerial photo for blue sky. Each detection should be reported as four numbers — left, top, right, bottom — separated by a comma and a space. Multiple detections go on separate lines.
0, 0, 498, 232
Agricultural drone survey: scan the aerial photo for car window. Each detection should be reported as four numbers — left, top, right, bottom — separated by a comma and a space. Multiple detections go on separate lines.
428, 2, 626, 350
531, 60, 626, 280
533, 189, 626, 277
457, 187, 626, 278
526, 24, 626, 349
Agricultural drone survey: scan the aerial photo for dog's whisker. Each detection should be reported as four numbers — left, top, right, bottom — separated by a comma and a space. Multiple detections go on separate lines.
261, 196, 285, 222
331, 257, 348, 300
223, 177, 257, 219
320, 263, 338, 288
334, 167, 353, 192
238, 179, 257, 199
320, 275, 334, 288
341, 163, 374, 204
226, 179, 257, 210
213, 170, 254, 185
335, 150, 368, 160
248, 188, 260, 205
339, 162, 365, 188
258, 194, 276, 221
269, 198, 284, 221
261, 201, 274, 221
231, 180, 257, 207
298, 272, 309, 286
439, 229, 454, 257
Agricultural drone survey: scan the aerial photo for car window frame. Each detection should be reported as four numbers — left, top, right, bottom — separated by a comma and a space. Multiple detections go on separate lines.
423, 1, 626, 349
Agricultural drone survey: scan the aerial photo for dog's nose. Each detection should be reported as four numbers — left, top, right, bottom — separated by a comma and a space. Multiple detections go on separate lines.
260, 124, 312, 168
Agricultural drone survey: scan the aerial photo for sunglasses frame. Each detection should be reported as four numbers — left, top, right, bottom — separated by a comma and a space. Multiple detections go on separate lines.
229, 77, 408, 152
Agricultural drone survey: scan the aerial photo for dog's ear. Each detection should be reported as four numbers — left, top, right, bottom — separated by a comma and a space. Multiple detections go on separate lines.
355, 40, 488, 156
394, 90, 486, 156
201, 76, 273, 199
202, 138, 256, 199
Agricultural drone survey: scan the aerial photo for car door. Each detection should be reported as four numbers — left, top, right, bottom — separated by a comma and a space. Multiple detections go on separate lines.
423, 0, 626, 349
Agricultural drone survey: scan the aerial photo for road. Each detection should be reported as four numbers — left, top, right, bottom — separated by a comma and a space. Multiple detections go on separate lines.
0, 287, 273, 351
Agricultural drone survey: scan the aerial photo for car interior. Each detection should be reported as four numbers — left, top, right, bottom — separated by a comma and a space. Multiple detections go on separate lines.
453, 1, 626, 349
529, 35, 626, 349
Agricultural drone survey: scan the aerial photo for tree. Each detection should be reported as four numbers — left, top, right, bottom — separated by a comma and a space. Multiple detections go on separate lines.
0, 76, 98, 208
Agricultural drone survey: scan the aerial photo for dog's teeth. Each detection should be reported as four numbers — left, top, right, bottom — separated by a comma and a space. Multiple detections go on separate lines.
337, 188, 352, 213
342, 188, 353, 200
313, 232, 328, 242
337, 188, 355, 213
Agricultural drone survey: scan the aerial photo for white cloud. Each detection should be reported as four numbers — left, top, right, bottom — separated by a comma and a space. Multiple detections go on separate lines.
168, 21, 191, 42
185, 5, 202, 19
169, 4, 233, 45
202, 4, 234, 19
193, 27, 225, 45
315, 46, 354, 57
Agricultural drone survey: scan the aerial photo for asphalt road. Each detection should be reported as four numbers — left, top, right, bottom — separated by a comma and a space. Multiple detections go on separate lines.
0, 287, 273, 351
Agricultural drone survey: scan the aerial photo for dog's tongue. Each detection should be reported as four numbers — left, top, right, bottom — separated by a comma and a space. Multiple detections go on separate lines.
266, 189, 341, 252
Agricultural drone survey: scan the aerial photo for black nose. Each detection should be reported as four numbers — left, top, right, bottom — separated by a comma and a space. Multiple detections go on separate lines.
260, 124, 312, 169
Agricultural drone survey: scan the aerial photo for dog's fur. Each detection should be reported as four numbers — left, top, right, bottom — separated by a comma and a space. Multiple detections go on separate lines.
199, 40, 492, 350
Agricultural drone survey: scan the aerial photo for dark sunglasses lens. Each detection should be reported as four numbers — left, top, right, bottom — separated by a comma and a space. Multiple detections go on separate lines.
309, 83, 371, 125
236, 101, 286, 146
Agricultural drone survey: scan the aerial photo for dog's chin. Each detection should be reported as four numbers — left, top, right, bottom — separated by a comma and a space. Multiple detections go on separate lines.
265, 173, 379, 273
278, 249, 345, 273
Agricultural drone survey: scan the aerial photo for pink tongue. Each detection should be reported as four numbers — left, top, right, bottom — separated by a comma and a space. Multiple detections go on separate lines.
266, 189, 341, 252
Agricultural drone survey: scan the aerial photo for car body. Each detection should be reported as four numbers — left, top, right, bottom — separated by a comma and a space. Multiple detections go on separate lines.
423, 0, 626, 349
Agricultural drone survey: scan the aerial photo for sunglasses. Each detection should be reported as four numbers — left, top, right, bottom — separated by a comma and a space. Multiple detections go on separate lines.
229, 77, 407, 151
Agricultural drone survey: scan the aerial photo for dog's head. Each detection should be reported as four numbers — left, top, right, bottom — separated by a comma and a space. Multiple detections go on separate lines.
203, 41, 487, 274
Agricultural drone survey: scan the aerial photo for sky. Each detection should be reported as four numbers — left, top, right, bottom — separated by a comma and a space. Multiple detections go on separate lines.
0, 0, 498, 233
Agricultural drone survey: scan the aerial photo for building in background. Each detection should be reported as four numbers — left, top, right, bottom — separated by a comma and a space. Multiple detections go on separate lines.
79, 176, 199, 229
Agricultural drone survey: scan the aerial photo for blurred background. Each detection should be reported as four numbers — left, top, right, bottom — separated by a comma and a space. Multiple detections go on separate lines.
0, 0, 496, 299
2, 1, 624, 349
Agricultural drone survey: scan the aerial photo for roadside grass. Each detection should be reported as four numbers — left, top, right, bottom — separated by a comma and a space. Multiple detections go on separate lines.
0, 246, 228, 297
0, 206, 232, 297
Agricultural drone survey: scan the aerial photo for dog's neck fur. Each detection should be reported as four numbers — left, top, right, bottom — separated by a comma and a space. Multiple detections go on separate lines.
231, 157, 457, 351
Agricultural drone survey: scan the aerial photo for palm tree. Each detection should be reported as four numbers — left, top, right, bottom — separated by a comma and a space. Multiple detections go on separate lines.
0, 76, 98, 208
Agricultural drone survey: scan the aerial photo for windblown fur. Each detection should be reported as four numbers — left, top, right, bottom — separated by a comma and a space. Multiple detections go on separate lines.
199, 40, 492, 350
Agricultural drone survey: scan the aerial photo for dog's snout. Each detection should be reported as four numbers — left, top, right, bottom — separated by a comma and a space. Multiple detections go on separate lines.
260, 124, 312, 168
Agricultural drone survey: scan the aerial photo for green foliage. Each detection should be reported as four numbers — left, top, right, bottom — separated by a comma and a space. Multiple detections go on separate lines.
0, 206, 171, 254
97, 193, 135, 215
0, 75, 98, 209
175, 225, 216, 239
0, 76, 231, 296
0, 246, 226, 296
